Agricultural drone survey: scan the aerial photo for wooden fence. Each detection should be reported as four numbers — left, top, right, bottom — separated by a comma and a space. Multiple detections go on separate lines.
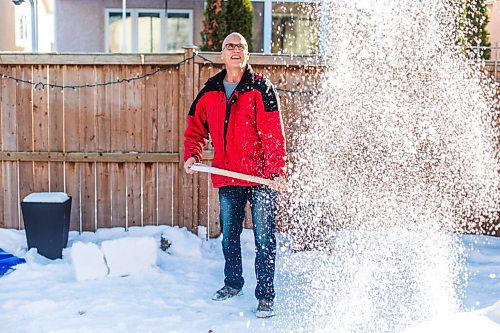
0, 50, 320, 237
0, 51, 498, 237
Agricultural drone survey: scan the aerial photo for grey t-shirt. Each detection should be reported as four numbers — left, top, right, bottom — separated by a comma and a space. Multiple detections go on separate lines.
223, 80, 239, 99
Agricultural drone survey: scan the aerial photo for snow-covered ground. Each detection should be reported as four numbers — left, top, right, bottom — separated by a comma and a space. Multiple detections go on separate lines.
0, 225, 499, 333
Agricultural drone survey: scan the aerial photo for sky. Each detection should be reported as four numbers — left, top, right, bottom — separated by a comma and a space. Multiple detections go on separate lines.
0, 225, 499, 333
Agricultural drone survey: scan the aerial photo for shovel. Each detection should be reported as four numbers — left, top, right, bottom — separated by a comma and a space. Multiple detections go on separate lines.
189, 163, 285, 190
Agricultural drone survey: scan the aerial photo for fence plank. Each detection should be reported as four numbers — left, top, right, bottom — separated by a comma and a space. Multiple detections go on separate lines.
78, 66, 97, 231
111, 65, 127, 152
177, 56, 186, 230
197, 169, 209, 232
126, 162, 141, 228
171, 68, 180, 153
33, 162, 49, 192
97, 163, 111, 229
79, 66, 96, 153
108, 66, 127, 229
142, 69, 159, 225
157, 162, 174, 226
3, 162, 19, 229
0, 162, 4, 229
157, 69, 169, 152
143, 65, 158, 152
81, 162, 95, 231
49, 66, 65, 192
33, 65, 49, 152
2, 65, 17, 151
111, 163, 126, 228
1, 66, 19, 229
178, 49, 197, 232
143, 162, 157, 226
16, 65, 33, 229
96, 67, 111, 152
125, 65, 143, 227
49, 65, 64, 152
66, 162, 81, 231
170, 68, 181, 228
125, 65, 143, 152
208, 184, 220, 238
0, 67, 3, 155
16, 65, 33, 152
61, 64, 80, 228
95, 68, 111, 229
18, 161, 33, 229
64, 65, 80, 152
0, 76, 4, 228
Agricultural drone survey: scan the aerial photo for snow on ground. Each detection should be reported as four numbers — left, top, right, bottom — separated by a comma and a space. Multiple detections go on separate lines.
0, 225, 499, 333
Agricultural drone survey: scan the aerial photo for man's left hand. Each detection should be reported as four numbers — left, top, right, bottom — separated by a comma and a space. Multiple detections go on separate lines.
269, 176, 286, 192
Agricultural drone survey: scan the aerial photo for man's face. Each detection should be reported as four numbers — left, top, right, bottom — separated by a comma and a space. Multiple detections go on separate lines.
221, 36, 249, 70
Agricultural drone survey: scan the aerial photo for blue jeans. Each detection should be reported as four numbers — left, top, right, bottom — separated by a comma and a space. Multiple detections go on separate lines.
218, 185, 277, 301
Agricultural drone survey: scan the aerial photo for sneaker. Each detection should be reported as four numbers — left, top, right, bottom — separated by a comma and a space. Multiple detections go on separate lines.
211, 285, 243, 301
255, 299, 275, 318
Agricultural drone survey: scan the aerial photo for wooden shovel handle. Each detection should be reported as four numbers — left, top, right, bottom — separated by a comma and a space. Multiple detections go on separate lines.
189, 163, 281, 189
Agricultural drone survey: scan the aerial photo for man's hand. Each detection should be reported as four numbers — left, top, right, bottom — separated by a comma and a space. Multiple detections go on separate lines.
269, 176, 286, 192
184, 157, 197, 174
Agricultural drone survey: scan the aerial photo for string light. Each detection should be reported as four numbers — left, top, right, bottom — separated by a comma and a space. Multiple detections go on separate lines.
0, 53, 313, 95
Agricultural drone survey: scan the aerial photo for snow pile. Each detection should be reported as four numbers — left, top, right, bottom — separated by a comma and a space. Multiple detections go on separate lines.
70, 242, 108, 281
403, 301, 500, 333
0, 226, 499, 332
71, 237, 157, 280
161, 227, 203, 258
482, 301, 500, 326
22, 192, 70, 203
101, 237, 157, 277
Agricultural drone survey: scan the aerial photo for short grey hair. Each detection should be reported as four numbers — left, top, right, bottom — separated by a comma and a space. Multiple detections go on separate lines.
222, 32, 248, 50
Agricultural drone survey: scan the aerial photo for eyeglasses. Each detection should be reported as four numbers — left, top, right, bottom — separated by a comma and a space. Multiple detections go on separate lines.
224, 43, 247, 51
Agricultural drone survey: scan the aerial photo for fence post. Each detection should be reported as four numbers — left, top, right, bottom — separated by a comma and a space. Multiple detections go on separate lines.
177, 47, 198, 233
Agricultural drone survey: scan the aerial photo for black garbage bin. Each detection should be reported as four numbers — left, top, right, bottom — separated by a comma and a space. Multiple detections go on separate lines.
21, 192, 72, 260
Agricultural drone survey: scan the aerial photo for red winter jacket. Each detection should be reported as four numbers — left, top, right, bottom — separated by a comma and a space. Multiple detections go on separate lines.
183, 65, 286, 188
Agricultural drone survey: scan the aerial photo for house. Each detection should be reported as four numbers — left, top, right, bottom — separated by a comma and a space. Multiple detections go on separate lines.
0, 0, 54, 52
0, 0, 321, 55
0, 0, 498, 57
487, 0, 500, 55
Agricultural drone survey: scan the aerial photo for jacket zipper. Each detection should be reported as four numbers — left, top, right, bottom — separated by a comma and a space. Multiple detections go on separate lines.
223, 91, 236, 152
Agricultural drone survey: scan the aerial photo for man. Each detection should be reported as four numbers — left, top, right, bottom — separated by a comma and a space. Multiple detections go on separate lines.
183, 32, 286, 318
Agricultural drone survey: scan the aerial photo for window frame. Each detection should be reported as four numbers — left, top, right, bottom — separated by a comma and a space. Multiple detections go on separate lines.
251, 0, 324, 55
14, 8, 30, 48
104, 8, 193, 53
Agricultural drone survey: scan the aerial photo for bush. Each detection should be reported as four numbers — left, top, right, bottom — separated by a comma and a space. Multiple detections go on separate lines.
225, 0, 254, 52
459, 0, 491, 60
200, 0, 226, 51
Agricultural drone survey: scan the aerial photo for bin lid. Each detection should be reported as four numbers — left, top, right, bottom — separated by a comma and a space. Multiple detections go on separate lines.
23, 192, 70, 203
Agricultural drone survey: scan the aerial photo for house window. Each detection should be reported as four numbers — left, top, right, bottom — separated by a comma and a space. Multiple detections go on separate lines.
252, 1, 265, 52
108, 12, 132, 52
14, 6, 30, 48
271, 2, 320, 55
19, 15, 28, 41
166, 12, 191, 52
106, 9, 193, 53
138, 13, 161, 53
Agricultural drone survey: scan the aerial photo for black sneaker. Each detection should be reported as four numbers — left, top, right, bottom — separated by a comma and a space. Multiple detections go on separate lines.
211, 285, 243, 301
255, 299, 275, 318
